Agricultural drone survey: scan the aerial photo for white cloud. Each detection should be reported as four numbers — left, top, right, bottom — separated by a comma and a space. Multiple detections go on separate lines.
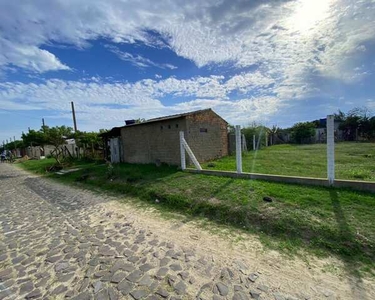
0, 72, 282, 129
105, 45, 177, 69
0, 0, 373, 85
0, 73, 276, 108
0, 38, 70, 73
0, 0, 374, 139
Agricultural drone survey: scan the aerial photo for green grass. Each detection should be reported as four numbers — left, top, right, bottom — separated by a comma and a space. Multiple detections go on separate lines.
201, 142, 375, 181
18, 158, 375, 277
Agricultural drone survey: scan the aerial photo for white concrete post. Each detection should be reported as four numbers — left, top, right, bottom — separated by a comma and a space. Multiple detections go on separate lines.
327, 115, 335, 185
253, 135, 256, 151
235, 125, 242, 173
182, 139, 202, 170
179, 131, 186, 170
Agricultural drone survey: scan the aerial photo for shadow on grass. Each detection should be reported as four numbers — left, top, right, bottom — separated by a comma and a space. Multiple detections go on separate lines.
212, 179, 234, 197
330, 190, 369, 299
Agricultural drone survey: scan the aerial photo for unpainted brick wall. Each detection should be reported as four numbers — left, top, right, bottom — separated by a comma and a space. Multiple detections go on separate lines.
185, 110, 228, 163
120, 110, 229, 166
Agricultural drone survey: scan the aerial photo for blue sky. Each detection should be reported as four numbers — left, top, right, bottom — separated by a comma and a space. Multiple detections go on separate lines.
0, 0, 375, 142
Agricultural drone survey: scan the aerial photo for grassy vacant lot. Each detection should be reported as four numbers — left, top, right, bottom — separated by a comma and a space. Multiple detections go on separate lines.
202, 142, 375, 181
19, 158, 375, 276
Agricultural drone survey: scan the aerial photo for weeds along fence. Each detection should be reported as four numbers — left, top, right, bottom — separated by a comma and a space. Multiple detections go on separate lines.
180, 115, 375, 193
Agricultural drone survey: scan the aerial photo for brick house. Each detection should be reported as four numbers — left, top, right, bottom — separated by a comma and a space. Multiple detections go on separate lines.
101, 109, 229, 166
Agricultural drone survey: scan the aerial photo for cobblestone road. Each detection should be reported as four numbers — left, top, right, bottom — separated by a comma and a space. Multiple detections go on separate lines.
0, 164, 367, 300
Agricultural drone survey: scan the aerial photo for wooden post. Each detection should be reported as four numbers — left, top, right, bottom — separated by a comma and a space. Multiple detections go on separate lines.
179, 131, 186, 170
235, 125, 242, 173
71, 101, 78, 132
327, 115, 335, 185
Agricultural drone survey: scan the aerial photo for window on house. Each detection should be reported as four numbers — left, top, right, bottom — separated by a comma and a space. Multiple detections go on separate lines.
200, 128, 208, 133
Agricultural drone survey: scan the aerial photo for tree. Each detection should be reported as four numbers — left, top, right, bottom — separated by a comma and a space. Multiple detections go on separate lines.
291, 122, 316, 144
227, 124, 235, 133
339, 107, 373, 140
73, 130, 102, 157
334, 110, 346, 122
0, 140, 24, 152
242, 123, 269, 149
45, 126, 73, 148
21, 129, 47, 147
135, 118, 146, 124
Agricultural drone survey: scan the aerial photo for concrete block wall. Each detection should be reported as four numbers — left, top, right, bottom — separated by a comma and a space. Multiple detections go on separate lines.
26, 146, 41, 159
44, 145, 55, 157
121, 119, 187, 165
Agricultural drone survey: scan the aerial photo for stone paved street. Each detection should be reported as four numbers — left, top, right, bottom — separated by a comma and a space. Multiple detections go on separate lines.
0, 164, 372, 300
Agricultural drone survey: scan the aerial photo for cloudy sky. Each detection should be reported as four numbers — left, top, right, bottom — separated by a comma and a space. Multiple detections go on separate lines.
0, 0, 374, 142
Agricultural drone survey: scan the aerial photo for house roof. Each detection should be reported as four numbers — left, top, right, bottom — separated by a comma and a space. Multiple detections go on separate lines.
100, 108, 228, 137
126, 108, 228, 127
145, 108, 211, 123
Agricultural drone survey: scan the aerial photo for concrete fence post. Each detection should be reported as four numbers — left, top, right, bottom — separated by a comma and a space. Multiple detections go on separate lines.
253, 135, 256, 151
180, 131, 202, 171
235, 125, 242, 173
327, 115, 335, 185
182, 139, 202, 170
179, 131, 186, 170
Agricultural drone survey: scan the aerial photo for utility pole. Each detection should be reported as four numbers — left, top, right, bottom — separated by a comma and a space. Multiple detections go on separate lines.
71, 101, 78, 132
42, 118, 45, 130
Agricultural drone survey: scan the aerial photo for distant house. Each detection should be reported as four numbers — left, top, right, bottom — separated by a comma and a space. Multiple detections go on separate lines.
314, 118, 343, 142
101, 109, 229, 166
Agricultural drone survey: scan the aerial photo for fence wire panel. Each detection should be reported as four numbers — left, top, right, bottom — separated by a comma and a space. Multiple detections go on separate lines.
244, 136, 330, 179
195, 117, 375, 183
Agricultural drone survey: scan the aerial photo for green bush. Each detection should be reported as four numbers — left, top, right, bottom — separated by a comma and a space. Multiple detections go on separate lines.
291, 122, 316, 144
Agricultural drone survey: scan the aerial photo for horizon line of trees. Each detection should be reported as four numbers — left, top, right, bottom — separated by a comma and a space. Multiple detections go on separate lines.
1, 125, 108, 157
232, 106, 375, 146
2, 106, 374, 154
